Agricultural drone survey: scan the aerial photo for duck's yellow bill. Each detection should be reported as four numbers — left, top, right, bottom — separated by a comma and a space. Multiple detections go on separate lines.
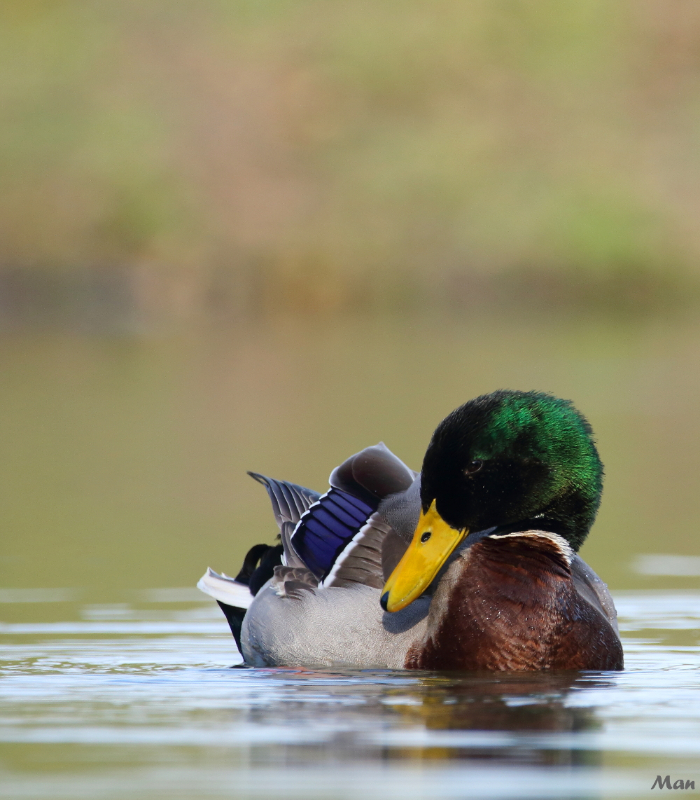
381, 500, 467, 613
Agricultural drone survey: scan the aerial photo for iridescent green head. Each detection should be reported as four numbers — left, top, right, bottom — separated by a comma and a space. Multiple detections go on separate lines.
420, 390, 603, 550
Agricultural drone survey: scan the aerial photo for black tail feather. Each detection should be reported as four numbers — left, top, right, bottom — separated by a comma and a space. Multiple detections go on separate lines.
230, 542, 284, 597
234, 544, 273, 584
248, 544, 283, 595
218, 543, 283, 653
217, 601, 247, 653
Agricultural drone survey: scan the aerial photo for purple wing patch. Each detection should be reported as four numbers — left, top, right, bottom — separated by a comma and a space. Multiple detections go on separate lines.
290, 488, 377, 580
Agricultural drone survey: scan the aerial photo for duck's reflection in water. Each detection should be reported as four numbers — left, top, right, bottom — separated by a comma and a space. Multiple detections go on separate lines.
380, 671, 613, 769
241, 667, 615, 776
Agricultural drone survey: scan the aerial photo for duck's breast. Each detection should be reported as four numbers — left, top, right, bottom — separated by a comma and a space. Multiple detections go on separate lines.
406, 532, 623, 671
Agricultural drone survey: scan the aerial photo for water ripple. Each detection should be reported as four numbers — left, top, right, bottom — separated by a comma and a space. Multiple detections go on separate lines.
1, 590, 699, 799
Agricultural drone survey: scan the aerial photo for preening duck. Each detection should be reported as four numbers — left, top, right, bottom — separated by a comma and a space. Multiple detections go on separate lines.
198, 390, 623, 671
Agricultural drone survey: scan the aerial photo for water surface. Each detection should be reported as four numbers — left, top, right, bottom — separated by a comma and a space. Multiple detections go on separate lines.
2, 316, 700, 798
1, 589, 699, 799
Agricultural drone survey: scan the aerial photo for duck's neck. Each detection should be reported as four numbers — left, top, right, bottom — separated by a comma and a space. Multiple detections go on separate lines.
523, 485, 596, 550
492, 517, 569, 538
492, 506, 586, 550
405, 531, 576, 671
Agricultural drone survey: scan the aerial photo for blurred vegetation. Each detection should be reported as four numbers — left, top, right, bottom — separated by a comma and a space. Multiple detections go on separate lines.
2, 0, 700, 325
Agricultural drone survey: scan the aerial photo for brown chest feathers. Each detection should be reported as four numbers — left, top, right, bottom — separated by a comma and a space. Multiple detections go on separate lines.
405, 532, 623, 672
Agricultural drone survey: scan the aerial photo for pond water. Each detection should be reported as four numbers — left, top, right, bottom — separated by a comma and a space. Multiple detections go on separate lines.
2, 314, 700, 798
1, 590, 699, 799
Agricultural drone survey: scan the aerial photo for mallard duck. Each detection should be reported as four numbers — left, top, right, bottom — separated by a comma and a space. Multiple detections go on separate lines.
198, 390, 623, 671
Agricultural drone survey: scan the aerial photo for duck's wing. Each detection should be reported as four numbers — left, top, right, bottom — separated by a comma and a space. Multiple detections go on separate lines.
247, 472, 321, 529
571, 555, 620, 635
377, 474, 422, 544
289, 443, 416, 589
201, 444, 417, 653
322, 513, 392, 589
245, 473, 321, 568
329, 442, 416, 507
240, 446, 428, 667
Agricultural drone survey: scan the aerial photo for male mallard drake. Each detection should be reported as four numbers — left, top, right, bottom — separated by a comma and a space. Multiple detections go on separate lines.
198, 390, 623, 671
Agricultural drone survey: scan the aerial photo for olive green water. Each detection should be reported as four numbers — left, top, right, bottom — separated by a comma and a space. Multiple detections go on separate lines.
2, 314, 700, 799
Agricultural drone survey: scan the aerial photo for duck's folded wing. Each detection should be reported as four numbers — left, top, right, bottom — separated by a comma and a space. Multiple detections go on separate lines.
290, 443, 415, 588
571, 555, 620, 635
329, 442, 416, 506
377, 475, 422, 545
322, 513, 391, 589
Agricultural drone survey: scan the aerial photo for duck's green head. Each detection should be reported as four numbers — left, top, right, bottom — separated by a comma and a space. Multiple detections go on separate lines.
382, 390, 603, 612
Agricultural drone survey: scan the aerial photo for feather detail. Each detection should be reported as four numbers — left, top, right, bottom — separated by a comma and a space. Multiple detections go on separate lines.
322, 514, 392, 589
247, 472, 321, 529
197, 567, 253, 609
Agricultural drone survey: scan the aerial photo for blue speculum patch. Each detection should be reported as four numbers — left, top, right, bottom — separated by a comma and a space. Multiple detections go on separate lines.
291, 489, 376, 580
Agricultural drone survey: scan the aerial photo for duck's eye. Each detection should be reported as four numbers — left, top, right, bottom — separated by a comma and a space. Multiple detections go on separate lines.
464, 459, 483, 475
421, 531, 432, 543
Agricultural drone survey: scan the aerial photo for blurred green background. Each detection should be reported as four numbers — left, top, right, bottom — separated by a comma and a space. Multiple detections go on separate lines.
2, 0, 700, 607
4, 0, 700, 320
